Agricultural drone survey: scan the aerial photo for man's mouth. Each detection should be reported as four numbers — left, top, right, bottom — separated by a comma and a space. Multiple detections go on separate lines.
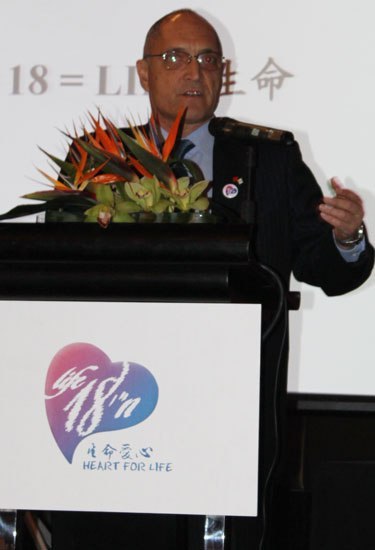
182, 89, 203, 96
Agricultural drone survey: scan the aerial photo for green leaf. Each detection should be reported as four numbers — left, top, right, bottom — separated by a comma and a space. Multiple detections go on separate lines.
23, 190, 80, 201
152, 199, 170, 214
115, 181, 127, 200
38, 147, 77, 179
44, 196, 96, 209
139, 176, 161, 204
124, 181, 144, 202
176, 177, 190, 192
112, 212, 135, 223
124, 181, 156, 210
77, 139, 138, 182
84, 205, 102, 222
0, 203, 48, 220
0, 194, 97, 221
116, 201, 142, 214
188, 180, 209, 203
95, 184, 114, 206
117, 129, 176, 188
191, 197, 209, 211
159, 187, 173, 201
176, 198, 190, 211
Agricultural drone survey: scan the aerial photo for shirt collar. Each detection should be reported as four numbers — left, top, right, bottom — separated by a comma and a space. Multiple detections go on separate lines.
158, 120, 213, 151
183, 121, 214, 157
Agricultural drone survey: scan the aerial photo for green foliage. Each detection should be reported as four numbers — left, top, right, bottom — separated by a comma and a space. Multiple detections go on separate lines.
0, 111, 211, 226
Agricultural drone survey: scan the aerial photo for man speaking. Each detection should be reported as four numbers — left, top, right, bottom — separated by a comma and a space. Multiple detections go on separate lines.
136, 8, 373, 293
54, 8, 374, 550
135, 7, 373, 549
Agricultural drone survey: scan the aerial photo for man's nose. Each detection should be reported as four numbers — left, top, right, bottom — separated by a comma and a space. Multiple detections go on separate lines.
183, 56, 201, 80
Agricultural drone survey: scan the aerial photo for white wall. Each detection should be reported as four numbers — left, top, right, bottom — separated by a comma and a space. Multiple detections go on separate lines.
1, 0, 374, 395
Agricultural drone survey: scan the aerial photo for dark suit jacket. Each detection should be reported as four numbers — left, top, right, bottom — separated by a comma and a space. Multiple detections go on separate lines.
212, 135, 374, 295
212, 135, 374, 547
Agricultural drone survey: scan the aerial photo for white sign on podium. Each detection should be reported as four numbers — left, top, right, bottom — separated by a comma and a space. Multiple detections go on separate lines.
0, 301, 261, 517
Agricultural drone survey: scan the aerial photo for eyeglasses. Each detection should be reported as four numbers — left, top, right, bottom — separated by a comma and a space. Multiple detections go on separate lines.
144, 49, 225, 71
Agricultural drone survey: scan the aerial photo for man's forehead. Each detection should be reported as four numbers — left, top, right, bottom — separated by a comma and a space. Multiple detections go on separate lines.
153, 14, 220, 51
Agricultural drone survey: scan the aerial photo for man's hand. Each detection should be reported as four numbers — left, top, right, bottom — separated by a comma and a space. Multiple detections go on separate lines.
319, 177, 364, 242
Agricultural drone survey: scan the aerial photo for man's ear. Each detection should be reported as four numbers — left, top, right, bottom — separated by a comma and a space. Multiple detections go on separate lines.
136, 59, 150, 92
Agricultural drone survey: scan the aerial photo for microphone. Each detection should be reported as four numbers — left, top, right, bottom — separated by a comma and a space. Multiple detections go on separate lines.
209, 117, 294, 145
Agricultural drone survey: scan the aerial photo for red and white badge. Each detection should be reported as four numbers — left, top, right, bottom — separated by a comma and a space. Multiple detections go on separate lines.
222, 183, 239, 199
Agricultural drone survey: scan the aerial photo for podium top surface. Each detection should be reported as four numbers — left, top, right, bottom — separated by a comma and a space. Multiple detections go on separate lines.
0, 222, 252, 264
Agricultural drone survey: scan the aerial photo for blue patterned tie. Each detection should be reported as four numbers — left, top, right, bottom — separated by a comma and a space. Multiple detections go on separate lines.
172, 139, 195, 159
171, 139, 195, 178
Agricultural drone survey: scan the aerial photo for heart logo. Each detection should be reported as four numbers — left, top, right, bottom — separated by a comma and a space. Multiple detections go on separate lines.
45, 343, 159, 463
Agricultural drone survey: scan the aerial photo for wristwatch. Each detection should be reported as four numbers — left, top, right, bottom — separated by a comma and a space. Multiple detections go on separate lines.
337, 223, 365, 247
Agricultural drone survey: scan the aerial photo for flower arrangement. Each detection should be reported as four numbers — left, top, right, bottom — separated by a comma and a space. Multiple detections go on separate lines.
0, 108, 210, 227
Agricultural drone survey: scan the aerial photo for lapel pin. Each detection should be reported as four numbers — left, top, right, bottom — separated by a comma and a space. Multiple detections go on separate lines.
223, 183, 239, 199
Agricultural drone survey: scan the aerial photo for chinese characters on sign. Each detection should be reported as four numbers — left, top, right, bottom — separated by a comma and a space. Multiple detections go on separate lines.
251, 57, 294, 101
83, 442, 173, 473
6, 59, 293, 100
221, 60, 245, 96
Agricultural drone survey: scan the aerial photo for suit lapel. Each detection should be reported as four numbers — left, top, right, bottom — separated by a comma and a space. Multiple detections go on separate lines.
212, 136, 256, 223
